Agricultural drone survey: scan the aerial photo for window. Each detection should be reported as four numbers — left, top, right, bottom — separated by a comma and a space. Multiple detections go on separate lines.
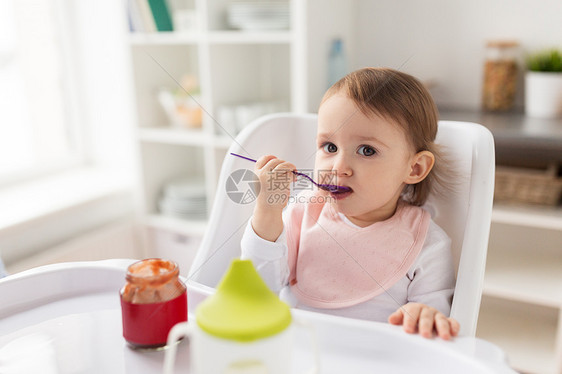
0, 0, 82, 185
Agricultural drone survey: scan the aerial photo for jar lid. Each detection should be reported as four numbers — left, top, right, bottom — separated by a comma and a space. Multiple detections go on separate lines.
195, 259, 292, 342
486, 40, 519, 48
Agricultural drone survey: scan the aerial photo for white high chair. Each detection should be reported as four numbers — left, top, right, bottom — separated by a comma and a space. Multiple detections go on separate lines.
189, 113, 495, 337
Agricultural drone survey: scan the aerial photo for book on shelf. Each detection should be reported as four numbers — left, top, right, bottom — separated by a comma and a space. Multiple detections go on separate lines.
127, 0, 173, 33
147, 0, 174, 31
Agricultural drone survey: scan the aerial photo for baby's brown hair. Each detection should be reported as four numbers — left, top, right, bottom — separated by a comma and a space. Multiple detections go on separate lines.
321, 67, 444, 206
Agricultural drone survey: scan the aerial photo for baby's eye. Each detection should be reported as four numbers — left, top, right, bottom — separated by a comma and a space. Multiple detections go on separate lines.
322, 142, 338, 153
358, 145, 376, 157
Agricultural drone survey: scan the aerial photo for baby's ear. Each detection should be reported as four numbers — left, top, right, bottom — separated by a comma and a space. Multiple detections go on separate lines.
405, 151, 435, 184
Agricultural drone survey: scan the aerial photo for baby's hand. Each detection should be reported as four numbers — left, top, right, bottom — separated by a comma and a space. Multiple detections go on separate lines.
254, 155, 297, 211
388, 302, 459, 340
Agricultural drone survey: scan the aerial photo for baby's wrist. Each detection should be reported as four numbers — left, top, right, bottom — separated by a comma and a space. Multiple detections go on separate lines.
252, 204, 284, 242
255, 200, 284, 215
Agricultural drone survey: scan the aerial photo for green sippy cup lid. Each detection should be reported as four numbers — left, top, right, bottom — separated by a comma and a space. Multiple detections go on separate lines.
195, 259, 292, 342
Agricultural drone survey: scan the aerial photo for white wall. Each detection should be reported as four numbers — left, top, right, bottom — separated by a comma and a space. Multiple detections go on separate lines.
305, 0, 358, 111
355, 0, 562, 110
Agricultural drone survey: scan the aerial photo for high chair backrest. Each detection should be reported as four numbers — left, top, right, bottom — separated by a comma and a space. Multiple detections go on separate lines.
189, 113, 495, 337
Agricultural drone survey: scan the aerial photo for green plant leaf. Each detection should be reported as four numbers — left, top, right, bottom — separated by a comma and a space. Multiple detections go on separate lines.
527, 49, 562, 72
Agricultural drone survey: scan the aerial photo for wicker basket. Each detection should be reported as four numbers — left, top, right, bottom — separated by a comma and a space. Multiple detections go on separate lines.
494, 164, 562, 206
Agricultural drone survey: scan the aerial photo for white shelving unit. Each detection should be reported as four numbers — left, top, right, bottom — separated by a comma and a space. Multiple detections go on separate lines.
478, 203, 562, 374
438, 110, 562, 374
126, 0, 357, 271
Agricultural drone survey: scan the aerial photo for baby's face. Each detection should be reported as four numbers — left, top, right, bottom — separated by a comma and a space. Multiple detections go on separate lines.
316, 94, 417, 226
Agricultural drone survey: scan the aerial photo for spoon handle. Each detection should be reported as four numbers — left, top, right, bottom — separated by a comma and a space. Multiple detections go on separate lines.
230, 153, 257, 163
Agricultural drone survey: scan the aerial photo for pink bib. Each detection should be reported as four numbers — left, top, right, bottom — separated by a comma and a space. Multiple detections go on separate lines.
285, 192, 430, 309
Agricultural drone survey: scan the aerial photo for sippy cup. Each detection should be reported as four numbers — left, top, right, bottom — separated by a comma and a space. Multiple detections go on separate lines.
164, 259, 318, 374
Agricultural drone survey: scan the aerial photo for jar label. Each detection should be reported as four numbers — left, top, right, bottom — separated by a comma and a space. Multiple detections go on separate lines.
121, 291, 188, 347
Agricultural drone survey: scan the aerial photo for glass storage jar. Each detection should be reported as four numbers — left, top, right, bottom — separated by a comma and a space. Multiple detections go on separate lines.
482, 40, 519, 111
120, 258, 188, 349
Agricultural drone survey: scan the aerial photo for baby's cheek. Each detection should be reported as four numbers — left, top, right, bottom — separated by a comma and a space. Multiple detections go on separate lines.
314, 167, 334, 182
314, 152, 330, 167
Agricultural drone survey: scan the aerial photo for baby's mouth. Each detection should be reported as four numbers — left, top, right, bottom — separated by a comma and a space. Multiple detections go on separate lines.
330, 187, 353, 200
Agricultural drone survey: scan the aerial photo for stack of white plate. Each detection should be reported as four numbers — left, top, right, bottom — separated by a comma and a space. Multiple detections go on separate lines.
159, 178, 207, 220
227, 2, 290, 31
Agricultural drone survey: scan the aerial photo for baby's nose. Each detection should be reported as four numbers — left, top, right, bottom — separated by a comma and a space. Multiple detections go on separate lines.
332, 154, 353, 177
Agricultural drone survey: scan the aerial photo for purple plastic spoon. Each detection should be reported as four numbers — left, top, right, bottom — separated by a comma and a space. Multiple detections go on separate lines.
230, 152, 352, 193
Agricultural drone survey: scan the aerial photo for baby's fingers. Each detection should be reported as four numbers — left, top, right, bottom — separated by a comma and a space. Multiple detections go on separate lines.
449, 318, 460, 337
401, 305, 422, 334
435, 315, 460, 340
388, 309, 404, 325
255, 155, 276, 169
434, 313, 451, 340
418, 307, 437, 338
278, 161, 298, 182
256, 157, 285, 179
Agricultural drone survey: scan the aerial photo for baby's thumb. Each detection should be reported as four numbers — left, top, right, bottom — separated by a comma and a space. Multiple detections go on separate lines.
388, 309, 404, 325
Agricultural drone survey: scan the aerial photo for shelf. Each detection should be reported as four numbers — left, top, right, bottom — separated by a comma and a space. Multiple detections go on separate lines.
129, 32, 200, 45
439, 109, 562, 146
207, 30, 292, 44
129, 31, 292, 45
440, 109, 562, 166
144, 214, 207, 237
483, 254, 562, 308
492, 203, 562, 231
477, 297, 559, 374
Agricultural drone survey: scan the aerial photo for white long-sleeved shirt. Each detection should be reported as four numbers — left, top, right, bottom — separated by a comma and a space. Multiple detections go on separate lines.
241, 210, 455, 323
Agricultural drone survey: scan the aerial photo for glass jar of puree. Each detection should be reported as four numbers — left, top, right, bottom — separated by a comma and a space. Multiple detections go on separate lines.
482, 40, 519, 111
120, 258, 188, 349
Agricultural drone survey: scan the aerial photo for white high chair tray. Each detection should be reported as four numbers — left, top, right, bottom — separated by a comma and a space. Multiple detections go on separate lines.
0, 260, 516, 373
